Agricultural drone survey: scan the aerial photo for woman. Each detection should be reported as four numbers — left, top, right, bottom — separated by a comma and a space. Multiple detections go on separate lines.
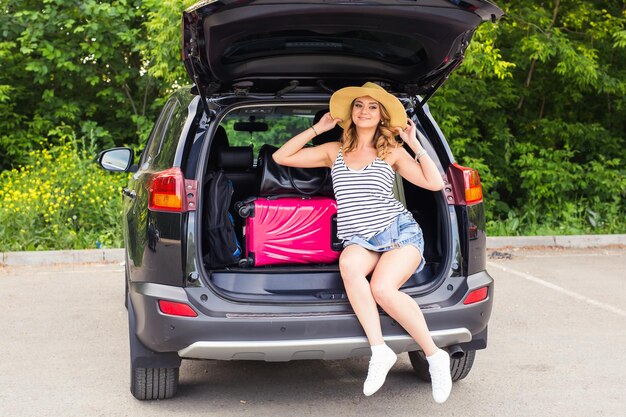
272, 82, 451, 403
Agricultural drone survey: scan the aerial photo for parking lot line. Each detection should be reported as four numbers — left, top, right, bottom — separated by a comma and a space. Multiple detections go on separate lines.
522, 252, 622, 258
487, 261, 626, 318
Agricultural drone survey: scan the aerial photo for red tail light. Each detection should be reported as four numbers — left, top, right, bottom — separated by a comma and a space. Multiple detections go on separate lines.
158, 300, 198, 317
463, 287, 488, 305
447, 163, 484, 205
462, 167, 483, 204
149, 168, 184, 212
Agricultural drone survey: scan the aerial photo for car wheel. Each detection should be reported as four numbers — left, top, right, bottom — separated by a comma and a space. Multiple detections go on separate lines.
408, 349, 476, 382
130, 367, 179, 400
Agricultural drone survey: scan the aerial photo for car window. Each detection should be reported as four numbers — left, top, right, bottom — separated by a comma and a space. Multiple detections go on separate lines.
152, 98, 188, 170
139, 98, 177, 168
220, 106, 329, 159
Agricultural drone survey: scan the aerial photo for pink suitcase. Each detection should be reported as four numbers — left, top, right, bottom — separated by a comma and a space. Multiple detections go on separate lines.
236, 197, 342, 267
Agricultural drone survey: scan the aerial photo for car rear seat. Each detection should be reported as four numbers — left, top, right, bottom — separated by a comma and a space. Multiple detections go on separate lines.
214, 146, 257, 245
216, 146, 258, 205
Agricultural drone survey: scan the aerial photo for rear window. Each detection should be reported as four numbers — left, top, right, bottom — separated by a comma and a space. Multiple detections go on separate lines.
220, 105, 335, 159
222, 30, 426, 66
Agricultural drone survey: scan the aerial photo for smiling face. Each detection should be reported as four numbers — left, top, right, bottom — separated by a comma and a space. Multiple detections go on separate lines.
351, 96, 382, 129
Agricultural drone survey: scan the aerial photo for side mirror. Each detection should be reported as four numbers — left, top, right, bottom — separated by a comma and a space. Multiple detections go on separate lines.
98, 148, 135, 172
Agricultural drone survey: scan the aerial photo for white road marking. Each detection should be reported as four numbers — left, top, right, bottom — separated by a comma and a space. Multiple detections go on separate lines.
487, 261, 626, 318
521, 253, 621, 258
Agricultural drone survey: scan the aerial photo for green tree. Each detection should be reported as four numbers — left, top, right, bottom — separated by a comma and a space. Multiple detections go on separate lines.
431, 0, 626, 234
141, 0, 195, 89
0, 0, 165, 169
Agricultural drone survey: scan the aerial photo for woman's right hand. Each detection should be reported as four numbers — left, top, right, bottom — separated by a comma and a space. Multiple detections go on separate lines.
273, 112, 342, 167
313, 112, 342, 134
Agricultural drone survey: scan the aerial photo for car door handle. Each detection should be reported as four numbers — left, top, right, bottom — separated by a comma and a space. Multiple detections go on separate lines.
122, 188, 136, 198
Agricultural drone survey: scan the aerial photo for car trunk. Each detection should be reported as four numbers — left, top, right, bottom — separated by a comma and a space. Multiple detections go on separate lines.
185, 0, 503, 302
206, 191, 449, 303
198, 101, 451, 303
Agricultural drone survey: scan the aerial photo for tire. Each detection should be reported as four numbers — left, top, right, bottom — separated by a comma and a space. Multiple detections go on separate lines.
408, 349, 476, 382
130, 367, 179, 400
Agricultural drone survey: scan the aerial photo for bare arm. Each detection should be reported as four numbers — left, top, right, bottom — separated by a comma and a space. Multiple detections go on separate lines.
272, 112, 342, 169
392, 119, 445, 191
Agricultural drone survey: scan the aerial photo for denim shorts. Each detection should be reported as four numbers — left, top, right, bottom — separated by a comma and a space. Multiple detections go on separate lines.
343, 211, 426, 273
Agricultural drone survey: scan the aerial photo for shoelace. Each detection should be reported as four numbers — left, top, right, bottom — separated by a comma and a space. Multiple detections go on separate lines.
430, 361, 448, 389
366, 360, 383, 380
366, 355, 392, 381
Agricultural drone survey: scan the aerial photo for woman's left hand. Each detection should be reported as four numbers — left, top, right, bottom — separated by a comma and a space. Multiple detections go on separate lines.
395, 118, 421, 149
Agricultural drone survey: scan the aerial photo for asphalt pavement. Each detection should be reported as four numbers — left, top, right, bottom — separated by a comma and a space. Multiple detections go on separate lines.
0, 246, 624, 417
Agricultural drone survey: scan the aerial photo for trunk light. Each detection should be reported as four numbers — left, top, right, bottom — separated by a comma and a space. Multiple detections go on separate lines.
158, 300, 198, 317
149, 168, 184, 212
463, 287, 488, 305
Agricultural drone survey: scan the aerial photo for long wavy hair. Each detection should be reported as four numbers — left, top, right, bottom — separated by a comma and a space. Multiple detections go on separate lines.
341, 99, 399, 160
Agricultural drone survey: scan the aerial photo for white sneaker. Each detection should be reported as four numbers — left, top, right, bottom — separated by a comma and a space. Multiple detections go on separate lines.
363, 345, 397, 396
427, 349, 452, 403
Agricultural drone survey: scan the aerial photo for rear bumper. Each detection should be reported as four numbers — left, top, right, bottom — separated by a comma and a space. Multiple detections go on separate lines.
178, 328, 472, 361
129, 270, 493, 362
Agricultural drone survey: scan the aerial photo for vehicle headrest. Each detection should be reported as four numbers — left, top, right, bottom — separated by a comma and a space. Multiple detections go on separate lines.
206, 126, 230, 171
212, 125, 229, 149
217, 146, 254, 170
312, 109, 343, 146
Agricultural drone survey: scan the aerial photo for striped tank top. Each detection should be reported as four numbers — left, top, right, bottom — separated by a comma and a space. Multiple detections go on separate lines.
331, 148, 406, 240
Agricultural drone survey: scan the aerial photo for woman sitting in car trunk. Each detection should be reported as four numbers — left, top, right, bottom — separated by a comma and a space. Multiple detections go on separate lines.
272, 82, 451, 403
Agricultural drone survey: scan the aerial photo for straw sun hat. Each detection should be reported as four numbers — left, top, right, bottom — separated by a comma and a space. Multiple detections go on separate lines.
329, 82, 407, 130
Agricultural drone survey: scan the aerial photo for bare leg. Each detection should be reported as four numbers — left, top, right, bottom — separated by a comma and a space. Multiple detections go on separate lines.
338, 245, 382, 345
369, 245, 439, 356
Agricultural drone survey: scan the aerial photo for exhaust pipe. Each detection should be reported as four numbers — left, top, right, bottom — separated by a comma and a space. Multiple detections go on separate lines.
446, 344, 464, 360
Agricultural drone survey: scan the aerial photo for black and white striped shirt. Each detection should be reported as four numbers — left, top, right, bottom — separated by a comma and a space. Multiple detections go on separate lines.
331, 148, 406, 240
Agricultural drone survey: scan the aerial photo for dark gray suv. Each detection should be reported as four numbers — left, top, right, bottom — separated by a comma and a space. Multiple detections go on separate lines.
99, 0, 503, 400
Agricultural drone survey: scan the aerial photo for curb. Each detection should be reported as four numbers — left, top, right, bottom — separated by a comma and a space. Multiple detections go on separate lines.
0, 248, 125, 266
486, 234, 626, 249
1, 235, 625, 266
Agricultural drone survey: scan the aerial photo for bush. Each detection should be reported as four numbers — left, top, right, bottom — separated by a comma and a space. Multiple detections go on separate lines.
0, 128, 128, 251
485, 143, 626, 236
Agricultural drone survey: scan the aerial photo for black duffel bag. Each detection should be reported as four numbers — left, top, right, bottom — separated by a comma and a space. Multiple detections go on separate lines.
258, 144, 334, 197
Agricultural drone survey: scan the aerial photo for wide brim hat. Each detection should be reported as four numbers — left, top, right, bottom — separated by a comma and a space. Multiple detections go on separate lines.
329, 82, 407, 130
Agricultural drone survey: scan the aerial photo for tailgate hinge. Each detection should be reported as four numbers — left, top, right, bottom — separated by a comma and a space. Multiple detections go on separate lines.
233, 81, 253, 96
417, 58, 464, 110
184, 179, 198, 212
